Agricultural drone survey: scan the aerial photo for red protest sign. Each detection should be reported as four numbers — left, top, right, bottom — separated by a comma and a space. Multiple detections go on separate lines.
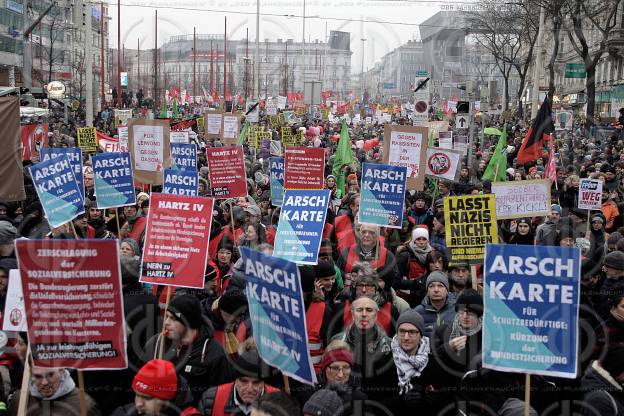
206, 145, 248, 198
284, 147, 325, 190
15, 239, 127, 370
140, 193, 214, 289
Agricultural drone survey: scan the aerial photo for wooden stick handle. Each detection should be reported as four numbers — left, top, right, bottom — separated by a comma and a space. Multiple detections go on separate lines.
158, 286, 173, 359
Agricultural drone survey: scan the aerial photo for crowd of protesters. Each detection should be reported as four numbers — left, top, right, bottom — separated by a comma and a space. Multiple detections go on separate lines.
0, 100, 623, 416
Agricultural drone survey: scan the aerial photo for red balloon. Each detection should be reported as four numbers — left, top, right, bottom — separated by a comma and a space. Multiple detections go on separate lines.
332, 134, 340, 143
363, 137, 380, 152
318, 126, 324, 134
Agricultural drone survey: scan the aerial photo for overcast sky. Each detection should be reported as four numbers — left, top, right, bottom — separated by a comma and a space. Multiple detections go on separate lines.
106, 0, 468, 72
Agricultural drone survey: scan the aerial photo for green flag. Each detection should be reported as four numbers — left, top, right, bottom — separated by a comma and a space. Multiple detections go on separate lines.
159, 101, 167, 119
332, 121, 353, 198
236, 122, 249, 146
172, 98, 179, 118
482, 125, 508, 182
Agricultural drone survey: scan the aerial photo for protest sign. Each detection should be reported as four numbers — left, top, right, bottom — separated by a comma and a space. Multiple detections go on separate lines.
21, 123, 48, 162
170, 131, 189, 144
444, 194, 497, 266
114, 109, 132, 127
266, 102, 278, 116
206, 145, 247, 198
359, 163, 407, 229
277, 95, 287, 109
438, 131, 453, 149
491, 180, 551, 219
92, 152, 136, 209
483, 244, 580, 378
170, 143, 197, 171
269, 114, 280, 127
424, 148, 461, 181
163, 169, 199, 196
206, 111, 223, 137
16, 239, 127, 369
2, 270, 26, 332
578, 178, 602, 210
383, 125, 428, 191
270, 157, 285, 206
282, 127, 296, 149
118, 126, 129, 150
274, 189, 330, 265
222, 115, 240, 144
454, 135, 469, 155
40, 147, 84, 197
196, 116, 205, 132
248, 125, 263, 148
128, 119, 171, 185
77, 127, 98, 154
256, 131, 272, 151
240, 248, 316, 385
245, 100, 260, 123
284, 147, 325, 190
140, 193, 214, 289
30, 155, 84, 228
270, 140, 282, 157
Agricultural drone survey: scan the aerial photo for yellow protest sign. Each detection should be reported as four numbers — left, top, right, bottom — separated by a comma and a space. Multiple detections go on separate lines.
196, 116, 205, 132
321, 109, 329, 120
278, 113, 286, 126
269, 115, 280, 128
281, 127, 295, 149
443, 194, 497, 266
77, 127, 98, 154
253, 130, 272, 149
248, 125, 262, 145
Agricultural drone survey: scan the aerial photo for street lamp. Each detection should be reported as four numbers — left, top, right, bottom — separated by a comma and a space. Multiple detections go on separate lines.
361, 38, 367, 100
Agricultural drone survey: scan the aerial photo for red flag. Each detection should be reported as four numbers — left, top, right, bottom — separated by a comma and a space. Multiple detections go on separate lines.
545, 134, 557, 182
517, 96, 554, 164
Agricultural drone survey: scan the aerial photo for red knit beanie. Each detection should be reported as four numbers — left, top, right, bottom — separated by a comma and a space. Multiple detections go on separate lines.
320, 348, 353, 371
133, 359, 177, 400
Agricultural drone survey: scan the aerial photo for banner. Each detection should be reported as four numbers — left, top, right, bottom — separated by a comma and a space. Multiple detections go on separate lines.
30, 155, 84, 228
21, 123, 48, 162
170, 131, 189, 144
284, 147, 325, 190
424, 148, 461, 181
16, 239, 127, 369
491, 180, 551, 219
222, 115, 239, 144
274, 189, 330, 265
359, 163, 407, 229
40, 147, 84, 197
206, 145, 247, 198
383, 125, 428, 191
97, 130, 128, 153
92, 152, 136, 209
444, 194, 497, 266
270, 157, 284, 206
0, 95, 25, 201
140, 193, 214, 289
77, 127, 98, 154
241, 248, 316, 385
128, 119, 171, 185
578, 178, 603, 210
2, 269, 26, 331
163, 169, 199, 196
206, 111, 223, 137
483, 244, 580, 378
170, 143, 197, 171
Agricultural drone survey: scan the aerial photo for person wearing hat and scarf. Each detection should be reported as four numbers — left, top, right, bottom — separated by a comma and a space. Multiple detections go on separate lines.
395, 226, 431, 307
595, 251, 624, 320
120, 204, 147, 247
143, 295, 232, 403
111, 359, 199, 416
303, 387, 343, 416
535, 204, 561, 246
325, 175, 341, 212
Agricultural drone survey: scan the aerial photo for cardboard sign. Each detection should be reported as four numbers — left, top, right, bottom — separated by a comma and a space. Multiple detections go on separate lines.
170, 143, 197, 171
222, 115, 240, 144
170, 131, 190, 144
206, 111, 223, 137
359, 163, 407, 229
284, 147, 325, 190
40, 148, 84, 197
2, 270, 26, 331
578, 178, 603, 210
274, 189, 330, 265
454, 135, 469, 155
483, 244, 580, 379
425, 148, 462, 181
444, 194, 498, 266
77, 127, 98, 154
128, 119, 171, 185
383, 125, 428, 191
266, 103, 278, 116
269, 157, 284, 206
163, 169, 199, 196
241, 248, 316, 385
140, 193, 214, 289
92, 152, 137, 209
16, 239, 127, 369
206, 145, 247, 198
491, 180, 551, 219
196, 116, 205, 133
30, 155, 84, 228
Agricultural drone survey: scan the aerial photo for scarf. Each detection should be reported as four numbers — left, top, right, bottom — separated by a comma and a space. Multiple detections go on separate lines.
29, 369, 75, 400
391, 335, 430, 394
450, 313, 482, 340
408, 241, 432, 264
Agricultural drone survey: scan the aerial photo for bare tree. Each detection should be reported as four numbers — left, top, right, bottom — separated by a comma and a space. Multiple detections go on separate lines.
32, 4, 70, 86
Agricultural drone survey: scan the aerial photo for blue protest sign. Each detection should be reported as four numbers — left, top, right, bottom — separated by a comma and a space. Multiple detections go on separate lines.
483, 244, 580, 378
269, 157, 284, 206
30, 155, 84, 228
240, 247, 316, 385
359, 163, 407, 229
170, 143, 197, 171
40, 147, 84, 197
163, 168, 198, 196
273, 189, 330, 265
92, 152, 137, 209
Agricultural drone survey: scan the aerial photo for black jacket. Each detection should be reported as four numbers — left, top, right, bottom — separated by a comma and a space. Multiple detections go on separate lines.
581, 363, 624, 415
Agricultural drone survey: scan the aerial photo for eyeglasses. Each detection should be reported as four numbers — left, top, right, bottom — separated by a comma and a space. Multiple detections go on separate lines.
327, 365, 351, 375
398, 328, 420, 337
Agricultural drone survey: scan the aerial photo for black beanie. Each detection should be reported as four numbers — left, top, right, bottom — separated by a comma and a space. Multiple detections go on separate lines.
218, 235, 234, 253
299, 265, 316, 293
219, 290, 248, 315
455, 288, 484, 317
314, 261, 335, 279
168, 295, 202, 329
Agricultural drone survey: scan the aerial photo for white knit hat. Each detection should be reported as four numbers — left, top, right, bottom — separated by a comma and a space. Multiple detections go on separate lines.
412, 226, 429, 241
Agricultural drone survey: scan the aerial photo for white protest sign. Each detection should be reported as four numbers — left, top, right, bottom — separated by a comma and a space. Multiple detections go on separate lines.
578, 178, 603, 210
425, 147, 461, 181
491, 179, 551, 219
118, 126, 129, 151
2, 270, 27, 331
206, 112, 223, 136
438, 131, 453, 149
277, 96, 287, 110
170, 131, 189, 144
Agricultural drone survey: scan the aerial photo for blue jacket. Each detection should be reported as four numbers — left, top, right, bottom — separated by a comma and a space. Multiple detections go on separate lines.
414, 292, 457, 338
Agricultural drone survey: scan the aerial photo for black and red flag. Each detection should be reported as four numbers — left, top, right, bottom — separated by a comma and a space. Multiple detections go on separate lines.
517, 96, 554, 164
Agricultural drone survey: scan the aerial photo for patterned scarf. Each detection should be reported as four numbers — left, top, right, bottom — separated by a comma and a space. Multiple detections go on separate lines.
450, 313, 482, 340
391, 335, 430, 394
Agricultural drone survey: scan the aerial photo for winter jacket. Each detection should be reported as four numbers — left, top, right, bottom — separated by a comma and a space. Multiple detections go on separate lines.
535, 220, 557, 246
601, 200, 620, 231
581, 361, 624, 415
110, 376, 199, 416
199, 382, 280, 416
413, 293, 457, 338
